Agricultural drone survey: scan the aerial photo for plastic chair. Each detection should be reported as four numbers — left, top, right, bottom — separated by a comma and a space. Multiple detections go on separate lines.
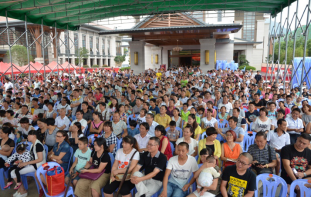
243, 108, 248, 112
44, 144, 49, 160
36, 162, 74, 197
218, 120, 228, 129
66, 147, 74, 175
243, 134, 255, 152
254, 173, 287, 197
83, 125, 89, 136
33, 125, 39, 130
0, 168, 9, 190
170, 142, 175, 155
87, 134, 101, 144
21, 171, 40, 194
290, 179, 311, 197
200, 131, 207, 140
127, 114, 138, 125
108, 152, 115, 165
117, 138, 123, 150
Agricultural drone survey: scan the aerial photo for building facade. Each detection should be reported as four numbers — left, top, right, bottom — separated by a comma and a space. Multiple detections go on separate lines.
58, 23, 123, 67
0, 17, 122, 67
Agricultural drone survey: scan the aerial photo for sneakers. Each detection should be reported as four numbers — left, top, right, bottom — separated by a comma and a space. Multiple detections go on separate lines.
13, 191, 20, 197
19, 192, 28, 197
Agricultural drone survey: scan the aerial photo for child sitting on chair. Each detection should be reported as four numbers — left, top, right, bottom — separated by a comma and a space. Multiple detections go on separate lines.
4, 144, 32, 190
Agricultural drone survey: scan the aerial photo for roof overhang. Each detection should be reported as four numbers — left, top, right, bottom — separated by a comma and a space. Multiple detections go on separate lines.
99, 24, 242, 35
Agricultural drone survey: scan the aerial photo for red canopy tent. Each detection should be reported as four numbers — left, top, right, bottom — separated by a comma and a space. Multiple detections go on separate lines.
20, 62, 54, 73
0, 62, 22, 74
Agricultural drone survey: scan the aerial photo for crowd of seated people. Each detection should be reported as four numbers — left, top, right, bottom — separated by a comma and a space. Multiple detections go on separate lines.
0, 66, 311, 197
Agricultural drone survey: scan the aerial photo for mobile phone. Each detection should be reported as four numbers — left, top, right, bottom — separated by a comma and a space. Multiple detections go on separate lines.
254, 163, 260, 166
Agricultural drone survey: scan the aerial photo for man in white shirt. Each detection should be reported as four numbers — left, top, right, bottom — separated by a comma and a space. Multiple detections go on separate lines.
134, 122, 151, 152
55, 108, 70, 131
4, 79, 13, 92
285, 108, 304, 144
57, 97, 72, 115
146, 113, 159, 137
218, 95, 233, 113
69, 110, 87, 133
179, 90, 188, 104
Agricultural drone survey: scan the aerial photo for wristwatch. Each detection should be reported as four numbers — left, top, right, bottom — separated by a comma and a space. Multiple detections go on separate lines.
303, 172, 307, 177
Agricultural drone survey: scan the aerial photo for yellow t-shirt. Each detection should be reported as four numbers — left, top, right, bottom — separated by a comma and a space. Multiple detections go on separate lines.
156, 73, 162, 80
154, 114, 171, 128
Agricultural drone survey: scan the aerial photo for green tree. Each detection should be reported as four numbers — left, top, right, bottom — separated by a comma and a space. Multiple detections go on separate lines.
75, 47, 89, 66
6, 45, 33, 66
114, 55, 126, 65
238, 55, 249, 66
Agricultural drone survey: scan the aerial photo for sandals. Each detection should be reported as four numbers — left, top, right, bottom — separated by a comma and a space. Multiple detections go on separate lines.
14, 183, 22, 190
4, 181, 13, 189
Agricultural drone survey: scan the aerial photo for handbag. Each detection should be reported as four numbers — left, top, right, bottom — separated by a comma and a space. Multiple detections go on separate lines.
115, 150, 138, 197
46, 166, 65, 196
79, 152, 106, 180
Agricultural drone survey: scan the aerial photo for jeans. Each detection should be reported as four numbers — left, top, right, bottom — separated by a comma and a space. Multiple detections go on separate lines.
165, 182, 188, 197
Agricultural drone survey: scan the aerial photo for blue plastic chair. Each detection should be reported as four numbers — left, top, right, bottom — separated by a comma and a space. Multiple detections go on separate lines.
66, 147, 74, 175
254, 173, 287, 197
243, 108, 248, 112
218, 119, 228, 129
33, 125, 39, 130
83, 125, 89, 136
108, 152, 115, 165
117, 138, 123, 150
166, 127, 183, 138
87, 134, 101, 144
0, 168, 9, 190
36, 162, 74, 197
290, 179, 311, 197
170, 142, 175, 155
44, 144, 48, 160
127, 114, 138, 125
243, 134, 255, 152
200, 131, 207, 140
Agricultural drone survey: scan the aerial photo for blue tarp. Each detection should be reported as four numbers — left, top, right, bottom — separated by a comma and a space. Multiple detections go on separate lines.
292, 57, 311, 89
216, 60, 238, 71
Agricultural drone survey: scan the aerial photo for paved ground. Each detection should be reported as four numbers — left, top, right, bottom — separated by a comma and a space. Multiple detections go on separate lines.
2, 177, 39, 197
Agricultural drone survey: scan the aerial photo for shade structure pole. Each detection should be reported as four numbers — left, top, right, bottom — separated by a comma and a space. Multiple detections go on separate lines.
300, 0, 311, 95
290, 0, 299, 88
276, 7, 283, 83
41, 18, 46, 85
24, 15, 32, 87
265, 14, 272, 82
67, 24, 71, 81
283, 0, 290, 87
5, 10, 14, 90
270, 16, 277, 82
55, 22, 59, 78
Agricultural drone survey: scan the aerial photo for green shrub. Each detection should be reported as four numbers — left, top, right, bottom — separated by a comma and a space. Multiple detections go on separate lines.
238, 65, 256, 71
120, 67, 131, 71
92, 65, 99, 68
83, 65, 89, 68
103, 64, 109, 67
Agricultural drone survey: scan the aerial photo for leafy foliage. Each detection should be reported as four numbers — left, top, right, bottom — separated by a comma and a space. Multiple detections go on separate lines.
6, 45, 33, 66
75, 47, 89, 66
273, 37, 308, 64
120, 67, 131, 71
238, 65, 256, 70
114, 55, 126, 64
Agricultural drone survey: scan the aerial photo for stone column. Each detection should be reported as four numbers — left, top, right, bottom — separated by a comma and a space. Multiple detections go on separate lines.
200, 38, 216, 73
129, 41, 145, 74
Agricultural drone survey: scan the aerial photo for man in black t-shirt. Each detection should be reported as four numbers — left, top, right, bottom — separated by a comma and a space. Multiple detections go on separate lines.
281, 133, 311, 191
220, 153, 256, 197
245, 102, 259, 125
130, 137, 167, 197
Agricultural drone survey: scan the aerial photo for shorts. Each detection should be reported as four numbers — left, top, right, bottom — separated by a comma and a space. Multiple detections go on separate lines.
66, 172, 80, 181
75, 172, 110, 197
